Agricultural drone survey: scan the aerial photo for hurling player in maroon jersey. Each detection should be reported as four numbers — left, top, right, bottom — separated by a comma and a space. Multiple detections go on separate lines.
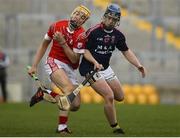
79, 3, 146, 134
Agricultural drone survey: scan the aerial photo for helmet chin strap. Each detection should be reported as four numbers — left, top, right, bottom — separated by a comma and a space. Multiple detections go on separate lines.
104, 25, 113, 31
101, 22, 113, 32
69, 20, 78, 31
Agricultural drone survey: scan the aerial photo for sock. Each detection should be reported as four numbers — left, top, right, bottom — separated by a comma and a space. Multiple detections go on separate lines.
58, 116, 68, 131
50, 91, 58, 98
44, 88, 58, 98
59, 116, 68, 124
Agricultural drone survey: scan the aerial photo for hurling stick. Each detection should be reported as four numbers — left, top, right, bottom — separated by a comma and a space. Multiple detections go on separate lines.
26, 66, 47, 90
67, 69, 97, 103
57, 69, 98, 111
26, 65, 56, 103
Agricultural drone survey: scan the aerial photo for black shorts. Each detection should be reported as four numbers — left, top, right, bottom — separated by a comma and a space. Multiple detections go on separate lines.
79, 60, 94, 76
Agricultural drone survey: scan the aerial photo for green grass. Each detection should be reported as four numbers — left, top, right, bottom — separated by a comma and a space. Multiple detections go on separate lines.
0, 102, 180, 137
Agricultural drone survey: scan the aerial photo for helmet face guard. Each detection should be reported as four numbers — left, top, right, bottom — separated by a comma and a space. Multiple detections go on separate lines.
103, 4, 121, 28
70, 5, 91, 30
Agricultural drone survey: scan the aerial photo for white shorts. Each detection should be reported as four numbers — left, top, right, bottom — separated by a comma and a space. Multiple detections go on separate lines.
44, 57, 79, 85
98, 66, 118, 81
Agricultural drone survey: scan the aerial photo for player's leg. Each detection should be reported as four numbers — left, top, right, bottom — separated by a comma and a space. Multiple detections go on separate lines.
29, 57, 76, 133
98, 67, 125, 134
90, 78, 118, 128
50, 68, 75, 134
41, 58, 81, 111
106, 78, 125, 134
66, 68, 81, 111
1, 74, 7, 102
30, 57, 80, 133
42, 57, 76, 106
107, 77, 124, 102
50, 68, 74, 95
51, 69, 81, 110
31, 57, 81, 110
50, 82, 81, 111
70, 92, 81, 111
49, 59, 81, 134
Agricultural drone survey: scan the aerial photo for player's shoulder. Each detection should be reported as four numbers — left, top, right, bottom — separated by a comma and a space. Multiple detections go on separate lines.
74, 27, 85, 40
75, 24, 101, 42
86, 24, 102, 36
114, 28, 126, 39
77, 26, 85, 33
114, 28, 124, 35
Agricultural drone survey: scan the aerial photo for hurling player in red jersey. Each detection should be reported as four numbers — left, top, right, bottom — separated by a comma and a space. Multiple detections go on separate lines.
28, 5, 91, 134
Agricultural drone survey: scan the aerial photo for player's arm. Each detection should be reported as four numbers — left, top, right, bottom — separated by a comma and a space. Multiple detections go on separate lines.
117, 32, 146, 78
62, 44, 80, 64
32, 39, 50, 67
28, 39, 51, 76
32, 22, 55, 69
122, 49, 146, 78
53, 31, 80, 63
83, 49, 103, 70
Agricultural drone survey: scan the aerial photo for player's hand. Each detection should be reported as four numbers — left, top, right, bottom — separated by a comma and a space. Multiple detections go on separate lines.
94, 61, 104, 71
28, 66, 37, 77
53, 31, 66, 45
138, 66, 146, 78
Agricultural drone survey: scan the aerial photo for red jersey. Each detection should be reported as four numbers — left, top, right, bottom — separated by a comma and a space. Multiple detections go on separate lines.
45, 20, 85, 69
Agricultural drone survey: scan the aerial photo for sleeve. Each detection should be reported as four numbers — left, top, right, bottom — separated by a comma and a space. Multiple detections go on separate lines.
73, 31, 86, 54
44, 23, 55, 40
116, 32, 129, 51
73, 39, 86, 54
85, 31, 94, 50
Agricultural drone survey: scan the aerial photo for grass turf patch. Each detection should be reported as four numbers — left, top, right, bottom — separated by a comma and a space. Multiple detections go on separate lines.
0, 103, 180, 136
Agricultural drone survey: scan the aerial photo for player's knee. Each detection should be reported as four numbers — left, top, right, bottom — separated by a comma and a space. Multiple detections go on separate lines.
70, 94, 81, 111
115, 94, 124, 102
70, 103, 80, 112
104, 94, 114, 104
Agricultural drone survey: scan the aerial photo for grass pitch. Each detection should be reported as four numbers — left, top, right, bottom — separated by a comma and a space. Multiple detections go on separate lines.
0, 102, 180, 137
